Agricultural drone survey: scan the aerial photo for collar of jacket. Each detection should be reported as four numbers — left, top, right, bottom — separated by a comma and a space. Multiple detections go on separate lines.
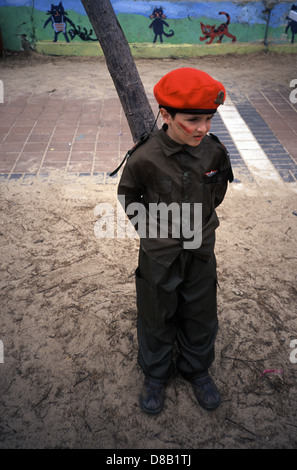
156, 124, 204, 159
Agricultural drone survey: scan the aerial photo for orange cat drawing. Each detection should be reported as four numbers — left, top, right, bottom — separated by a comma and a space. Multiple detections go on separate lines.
200, 12, 236, 44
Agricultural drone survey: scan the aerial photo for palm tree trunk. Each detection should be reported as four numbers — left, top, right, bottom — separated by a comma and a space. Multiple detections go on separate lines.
81, 0, 157, 142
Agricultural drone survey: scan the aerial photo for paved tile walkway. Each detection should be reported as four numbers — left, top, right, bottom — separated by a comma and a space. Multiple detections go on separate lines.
0, 82, 296, 186
234, 87, 297, 183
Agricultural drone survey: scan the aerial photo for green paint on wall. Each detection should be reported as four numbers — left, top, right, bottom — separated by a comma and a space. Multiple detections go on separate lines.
0, 6, 294, 55
117, 13, 267, 44
0, 6, 95, 50
0, 6, 36, 50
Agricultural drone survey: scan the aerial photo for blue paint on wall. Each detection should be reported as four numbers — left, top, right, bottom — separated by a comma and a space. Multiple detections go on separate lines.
0, 0, 295, 52
0, 0, 292, 28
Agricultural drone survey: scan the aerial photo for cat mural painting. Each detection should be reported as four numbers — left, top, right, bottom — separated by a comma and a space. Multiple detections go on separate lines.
44, 2, 75, 43
200, 12, 236, 44
149, 7, 174, 43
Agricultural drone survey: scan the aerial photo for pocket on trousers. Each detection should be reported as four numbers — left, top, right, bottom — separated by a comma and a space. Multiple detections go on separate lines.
135, 267, 155, 326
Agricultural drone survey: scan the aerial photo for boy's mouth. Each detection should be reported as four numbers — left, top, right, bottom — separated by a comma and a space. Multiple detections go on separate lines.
193, 134, 204, 140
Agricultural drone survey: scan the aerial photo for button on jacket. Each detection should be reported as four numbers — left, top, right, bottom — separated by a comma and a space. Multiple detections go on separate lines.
118, 125, 233, 267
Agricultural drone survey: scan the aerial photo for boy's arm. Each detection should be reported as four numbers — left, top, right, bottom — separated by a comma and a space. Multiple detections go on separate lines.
118, 162, 148, 238
214, 152, 233, 208
117, 162, 143, 214
214, 182, 228, 209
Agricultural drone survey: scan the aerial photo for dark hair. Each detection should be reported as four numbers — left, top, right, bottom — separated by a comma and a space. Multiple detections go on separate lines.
159, 105, 177, 118
159, 105, 216, 118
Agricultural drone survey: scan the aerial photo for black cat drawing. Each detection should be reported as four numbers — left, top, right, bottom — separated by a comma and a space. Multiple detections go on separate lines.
44, 2, 75, 43
149, 7, 174, 43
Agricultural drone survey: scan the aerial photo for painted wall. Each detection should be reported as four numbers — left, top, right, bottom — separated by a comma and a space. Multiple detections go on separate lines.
0, 1, 296, 56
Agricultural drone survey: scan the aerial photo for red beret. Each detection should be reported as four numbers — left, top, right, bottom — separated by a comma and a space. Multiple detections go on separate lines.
153, 67, 226, 114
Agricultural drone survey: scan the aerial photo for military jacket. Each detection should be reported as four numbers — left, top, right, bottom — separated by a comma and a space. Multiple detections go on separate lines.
117, 124, 233, 267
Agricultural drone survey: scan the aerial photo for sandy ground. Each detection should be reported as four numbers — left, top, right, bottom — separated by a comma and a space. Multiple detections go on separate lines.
0, 52, 297, 449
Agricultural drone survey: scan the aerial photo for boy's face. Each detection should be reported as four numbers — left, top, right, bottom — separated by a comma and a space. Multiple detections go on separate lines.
160, 109, 214, 147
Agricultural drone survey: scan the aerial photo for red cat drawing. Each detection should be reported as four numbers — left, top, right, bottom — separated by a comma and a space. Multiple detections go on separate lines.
200, 12, 236, 44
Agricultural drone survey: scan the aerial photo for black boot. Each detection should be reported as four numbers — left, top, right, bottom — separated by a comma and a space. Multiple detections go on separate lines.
139, 378, 165, 415
191, 374, 221, 410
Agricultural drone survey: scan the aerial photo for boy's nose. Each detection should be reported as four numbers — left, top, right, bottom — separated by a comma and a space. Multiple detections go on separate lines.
196, 120, 208, 132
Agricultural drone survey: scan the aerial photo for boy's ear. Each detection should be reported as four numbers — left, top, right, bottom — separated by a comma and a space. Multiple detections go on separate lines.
159, 107, 172, 124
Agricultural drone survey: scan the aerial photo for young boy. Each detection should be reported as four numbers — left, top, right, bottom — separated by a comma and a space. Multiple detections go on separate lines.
117, 68, 233, 414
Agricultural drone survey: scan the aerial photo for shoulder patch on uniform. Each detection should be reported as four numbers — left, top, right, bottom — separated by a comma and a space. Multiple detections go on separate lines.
128, 132, 151, 158
109, 133, 151, 177
208, 132, 227, 150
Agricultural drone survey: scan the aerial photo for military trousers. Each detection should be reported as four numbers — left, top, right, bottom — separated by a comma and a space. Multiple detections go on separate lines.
135, 247, 218, 383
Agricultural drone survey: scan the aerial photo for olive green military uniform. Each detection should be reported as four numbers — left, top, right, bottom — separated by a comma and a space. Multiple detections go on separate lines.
118, 124, 233, 383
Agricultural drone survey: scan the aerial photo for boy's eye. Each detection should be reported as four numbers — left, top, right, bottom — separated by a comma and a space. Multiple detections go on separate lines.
186, 116, 213, 123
